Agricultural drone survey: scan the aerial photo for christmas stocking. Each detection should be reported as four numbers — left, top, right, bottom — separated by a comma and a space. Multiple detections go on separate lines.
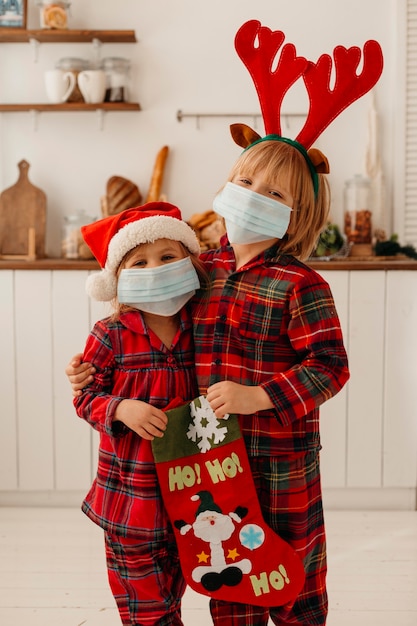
152, 395, 305, 607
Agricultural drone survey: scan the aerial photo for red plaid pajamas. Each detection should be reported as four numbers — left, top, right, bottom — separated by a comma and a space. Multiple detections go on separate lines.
192, 239, 349, 624
210, 452, 327, 625
105, 527, 186, 625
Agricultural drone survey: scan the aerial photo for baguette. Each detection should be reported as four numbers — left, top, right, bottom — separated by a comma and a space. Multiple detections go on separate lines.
146, 146, 169, 203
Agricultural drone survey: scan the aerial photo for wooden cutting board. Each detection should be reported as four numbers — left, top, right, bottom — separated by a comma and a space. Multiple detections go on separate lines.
0, 160, 47, 259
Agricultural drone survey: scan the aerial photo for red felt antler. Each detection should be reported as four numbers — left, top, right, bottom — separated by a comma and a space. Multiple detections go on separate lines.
234, 20, 308, 136
234, 20, 384, 149
296, 41, 384, 148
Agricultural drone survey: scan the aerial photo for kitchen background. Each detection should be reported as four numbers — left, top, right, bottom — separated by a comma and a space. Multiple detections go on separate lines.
1, 0, 417, 511
0, 0, 403, 255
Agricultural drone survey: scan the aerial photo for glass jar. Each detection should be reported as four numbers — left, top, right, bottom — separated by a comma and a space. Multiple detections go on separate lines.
36, 1, 71, 29
55, 57, 89, 102
100, 57, 131, 102
343, 175, 372, 244
61, 212, 95, 259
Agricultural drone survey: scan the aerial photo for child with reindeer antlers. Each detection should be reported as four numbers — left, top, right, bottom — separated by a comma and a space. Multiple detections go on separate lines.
66, 19, 383, 625
192, 21, 381, 625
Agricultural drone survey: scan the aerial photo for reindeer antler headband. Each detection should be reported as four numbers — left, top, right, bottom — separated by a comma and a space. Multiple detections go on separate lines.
232, 20, 384, 195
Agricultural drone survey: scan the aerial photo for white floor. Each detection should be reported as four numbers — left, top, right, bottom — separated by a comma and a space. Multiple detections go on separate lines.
0, 508, 416, 625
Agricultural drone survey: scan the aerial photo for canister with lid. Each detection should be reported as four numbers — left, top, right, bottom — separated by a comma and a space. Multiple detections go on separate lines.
55, 57, 89, 102
101, 57, 131, 102
61, 211, 95, 259
343, 174, 372, 245
36, 0, 71, 29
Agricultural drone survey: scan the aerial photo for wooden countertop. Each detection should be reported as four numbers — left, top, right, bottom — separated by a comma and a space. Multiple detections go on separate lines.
1, 257, 417, 271
0, 258, 101, 270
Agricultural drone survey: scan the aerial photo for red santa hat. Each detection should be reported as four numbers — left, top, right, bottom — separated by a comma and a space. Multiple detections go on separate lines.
82, 202, 200, 301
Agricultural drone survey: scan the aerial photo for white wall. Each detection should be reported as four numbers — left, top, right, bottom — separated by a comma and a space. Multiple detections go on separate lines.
0, 0, 397, 257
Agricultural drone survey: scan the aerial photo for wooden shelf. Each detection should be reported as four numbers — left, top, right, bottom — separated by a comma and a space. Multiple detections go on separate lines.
0, 29, 138, 114
0, 102, 141, 112
0, 29, 137, 43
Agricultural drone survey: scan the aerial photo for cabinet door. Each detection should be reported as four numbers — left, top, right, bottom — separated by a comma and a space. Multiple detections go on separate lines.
384, 271, 417, 487
14, 271, 55, 490
0, 271, 18, 490
347, 271, 385, 487
318, 270, 349, 488
52, 270, 93, 490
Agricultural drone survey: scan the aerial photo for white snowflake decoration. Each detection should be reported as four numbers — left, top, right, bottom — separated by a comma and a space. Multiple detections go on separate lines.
186, 396, 229, 453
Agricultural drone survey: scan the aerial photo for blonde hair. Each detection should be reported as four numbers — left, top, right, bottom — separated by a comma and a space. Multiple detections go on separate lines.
110, 242, 209, 321
227, 140, 331, 260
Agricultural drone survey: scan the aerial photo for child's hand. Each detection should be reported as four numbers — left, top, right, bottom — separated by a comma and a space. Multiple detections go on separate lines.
114, 399, 168, 440
207, 381, 273, 418
65, 353, 96, 397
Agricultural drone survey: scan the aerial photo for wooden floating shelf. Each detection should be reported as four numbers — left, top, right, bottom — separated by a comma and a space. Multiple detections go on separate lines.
0, 102, 141, 112
0, 29, 137, 43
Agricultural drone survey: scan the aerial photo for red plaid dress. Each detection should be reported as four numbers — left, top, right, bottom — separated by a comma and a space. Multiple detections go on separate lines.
74, 308, 198, 625
192, 238, 349, 625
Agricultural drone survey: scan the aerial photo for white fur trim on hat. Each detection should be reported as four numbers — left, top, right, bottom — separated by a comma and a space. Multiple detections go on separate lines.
86, 270, 117, 302
86, 215, 200, 301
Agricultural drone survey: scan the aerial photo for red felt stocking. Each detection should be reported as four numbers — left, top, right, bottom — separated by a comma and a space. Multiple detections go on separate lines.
152, 395, 305, 607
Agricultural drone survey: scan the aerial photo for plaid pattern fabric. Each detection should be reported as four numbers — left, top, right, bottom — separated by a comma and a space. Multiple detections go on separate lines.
193, 239, 349, 457
192, 239, 348, 623
74, 308, 198, 536
105, 529, 186, 625
209, 451, 328, 625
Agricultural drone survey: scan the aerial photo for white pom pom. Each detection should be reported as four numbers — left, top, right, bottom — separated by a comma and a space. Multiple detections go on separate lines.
85, 270, 117, 301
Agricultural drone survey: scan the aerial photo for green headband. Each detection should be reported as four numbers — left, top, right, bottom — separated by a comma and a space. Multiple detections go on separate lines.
244, 134, 319, 198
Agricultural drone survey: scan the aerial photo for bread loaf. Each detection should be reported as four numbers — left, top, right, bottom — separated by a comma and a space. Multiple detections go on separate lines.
106, 176, 142, 215
187, 210, 226, 251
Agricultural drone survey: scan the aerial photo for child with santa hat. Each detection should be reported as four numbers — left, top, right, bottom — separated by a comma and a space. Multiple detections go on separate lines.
72, 202, 207, 626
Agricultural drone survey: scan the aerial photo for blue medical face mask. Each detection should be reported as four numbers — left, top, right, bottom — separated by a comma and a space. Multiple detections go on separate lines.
117, 256, 200, 316
213, 182, 292, 245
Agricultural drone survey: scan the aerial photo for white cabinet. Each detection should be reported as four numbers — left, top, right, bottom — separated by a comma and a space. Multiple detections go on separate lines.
0, 270, 109, 500
319, 270, 417, 510
0, 268, 416, 509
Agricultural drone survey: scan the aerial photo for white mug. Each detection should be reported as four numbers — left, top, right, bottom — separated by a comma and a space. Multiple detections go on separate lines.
44, 69, 76, 104
77, 70, 106, 104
